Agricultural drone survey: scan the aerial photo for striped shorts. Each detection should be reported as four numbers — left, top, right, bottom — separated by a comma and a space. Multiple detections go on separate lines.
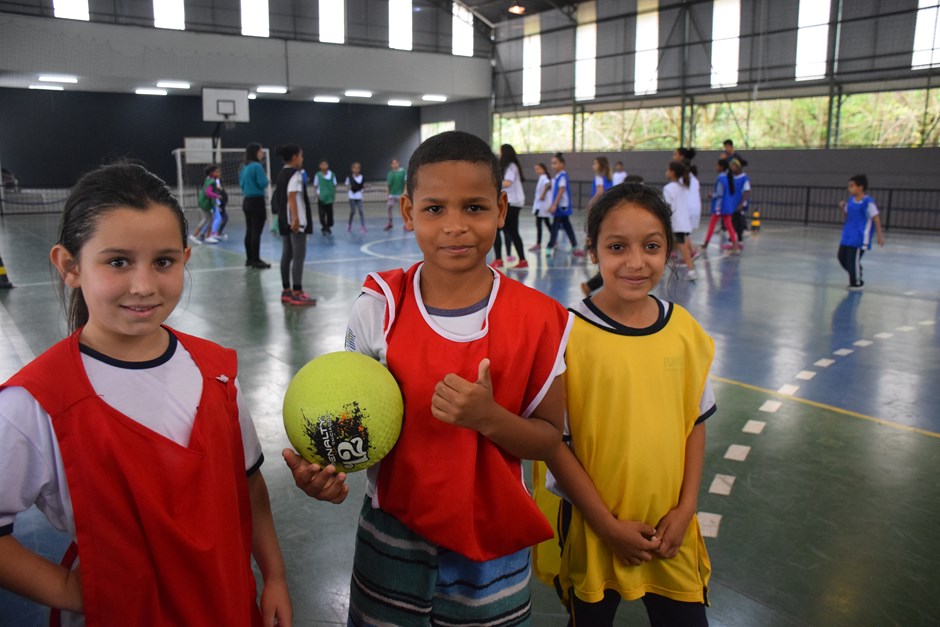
348, 496, 534, 626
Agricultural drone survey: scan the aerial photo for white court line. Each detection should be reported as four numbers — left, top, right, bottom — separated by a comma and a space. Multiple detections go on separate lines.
698, 512, 722, 538
743, 420, 766, 434
759, 400, 782, 413
873, 332, 893, 340
724, 444, 751, 461
896, 326, 915, 332
0, 299, 36, 366
833, 348, 854, 356
920, 320, 936, 326
814, 358, 835, 367
796, 370, 816, 380
709, 474, 736, 495
778, 384, 800, 396
853, 339, 874, 347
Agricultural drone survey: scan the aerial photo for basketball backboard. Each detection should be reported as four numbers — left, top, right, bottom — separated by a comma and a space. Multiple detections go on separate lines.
202, 88, 250, 123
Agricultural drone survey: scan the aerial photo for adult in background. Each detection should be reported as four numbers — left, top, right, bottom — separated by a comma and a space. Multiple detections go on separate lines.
239, 143, 272, 268
722, 139, 746, 167
492, 144, 528, 269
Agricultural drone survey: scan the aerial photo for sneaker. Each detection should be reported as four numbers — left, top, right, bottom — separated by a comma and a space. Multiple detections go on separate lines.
204, 236, 219, 244
360, 225, 367, 234
491, 259, 504, 268
281, 289, 292, 303
572, 249, 586, 258
213, 233, 228, 241
686, 269, 698, 281
288, 291, 317, 306
251, 260, 271, 269
514, 259, 529, 269
384, 222, 393, 231
347, 223, 353, 233
720, 243, 734, 250
528, 244, 541, 251
847, 283, 864, 291
188, 234, 202, 246
506, 256, 517, 264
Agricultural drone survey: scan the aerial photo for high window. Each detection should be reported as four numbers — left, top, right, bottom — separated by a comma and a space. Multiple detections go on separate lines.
453, 3, 474, 57
53, 0, 88, 20
154, 0, 185, 30
913, 0, 940, 69
319, 0, 345, 44
795, 0, 831, 80
711, 0, 740, 88
522, 15, 542, 106
389, 0, 413, 51
575, 1, 597, 101
241, 0, 269, 37
634, 0, 659, 95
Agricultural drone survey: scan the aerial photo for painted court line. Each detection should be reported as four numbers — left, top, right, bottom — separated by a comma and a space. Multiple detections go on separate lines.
873, 332, 893, 339
698, 512, 722, 538
724, 444, 751, 462
796, 370, 816, 380
854, 339, 874, 347
759, 400, 782, 413
896, 326, 915, 332
743, 420, 766, 434
709, 474, 736, 496
0, 300, 35, 366
833, 348, 854, 356
814, 358, 835, 367
920, 320, 936, 326
778, 384, 800, 396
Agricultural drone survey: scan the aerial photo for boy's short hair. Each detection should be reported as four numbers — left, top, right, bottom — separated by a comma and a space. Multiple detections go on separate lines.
849, 174, 868, 190
406, 131, 501, 198
723, 139, 734, 147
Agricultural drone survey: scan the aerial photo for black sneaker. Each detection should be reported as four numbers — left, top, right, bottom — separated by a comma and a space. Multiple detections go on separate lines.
252, 260, 272, 269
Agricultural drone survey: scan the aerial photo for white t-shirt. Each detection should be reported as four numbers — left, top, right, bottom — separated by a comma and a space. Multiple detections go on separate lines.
503, 162, 525, 207
687, 173, 703, 230
345, 174, 364, 200
532, 174, 553, 217
664, 180, 693, 234
286, 169, 307, 228
0, 334, 262, 539
612, 170, 628, 185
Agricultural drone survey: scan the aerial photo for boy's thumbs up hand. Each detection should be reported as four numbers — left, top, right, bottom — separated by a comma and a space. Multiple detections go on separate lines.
431, 358, 497, 431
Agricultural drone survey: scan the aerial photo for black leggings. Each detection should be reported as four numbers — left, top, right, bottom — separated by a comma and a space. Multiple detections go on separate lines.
534, 216, 552, 244
838, 245, 865, 287
566, 589, 708, 627
494, 205, 526, 260
242, 196, 267, 264
549, 215, 578, 248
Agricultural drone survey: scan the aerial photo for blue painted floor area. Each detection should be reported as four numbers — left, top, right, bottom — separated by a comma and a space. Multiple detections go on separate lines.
1, 205, 939, 626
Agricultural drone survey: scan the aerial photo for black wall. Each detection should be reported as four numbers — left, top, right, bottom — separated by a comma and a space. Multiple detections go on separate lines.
0, 87, 421, 187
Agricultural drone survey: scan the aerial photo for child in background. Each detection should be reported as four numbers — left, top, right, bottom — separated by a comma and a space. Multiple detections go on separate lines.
587, 157, 613, 210
492, 143, 528, 269
611, 161, 628, 186
838, 174, 885, 290
345, 162, 366, 233
211, 176, 230, 241
699, 159, 740, 254
272, 144, 316, 306
191, 164, 222, 244
728, 159, 750, 247
664, 161, 698, 281
547, 153, 585, 258
545, 182, 716, 627
384, 158, 406, 231
314, 160, 337, 235
529, 163, 553, 251
283, 131, 572, 626
674, 147, 702, 233
239, 142, 272, 269
0, 163, 291, 626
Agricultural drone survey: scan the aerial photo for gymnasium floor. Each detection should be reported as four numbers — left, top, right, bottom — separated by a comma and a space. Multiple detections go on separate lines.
1, 203, 938, 626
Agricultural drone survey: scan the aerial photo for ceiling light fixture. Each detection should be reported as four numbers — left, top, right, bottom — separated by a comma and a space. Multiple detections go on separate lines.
156, 81, 191, 89
388, 99, 412, 107
313, 96, 341, 103
344, 90, 373, 98
29, 84, 65, 91
38, 74, 78, 83
256, 85, 288, 94
135, 88, 168, 96
421, 94, 447, 102
508, 4, 526, 15
248, 93, 257, 99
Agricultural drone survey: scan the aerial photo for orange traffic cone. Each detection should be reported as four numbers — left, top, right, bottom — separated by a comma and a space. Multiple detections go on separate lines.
0, 255, 13, 288
750, 209, 761, 233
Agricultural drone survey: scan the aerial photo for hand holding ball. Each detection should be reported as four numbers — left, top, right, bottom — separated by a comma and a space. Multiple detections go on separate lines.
283, 352, 403, 473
